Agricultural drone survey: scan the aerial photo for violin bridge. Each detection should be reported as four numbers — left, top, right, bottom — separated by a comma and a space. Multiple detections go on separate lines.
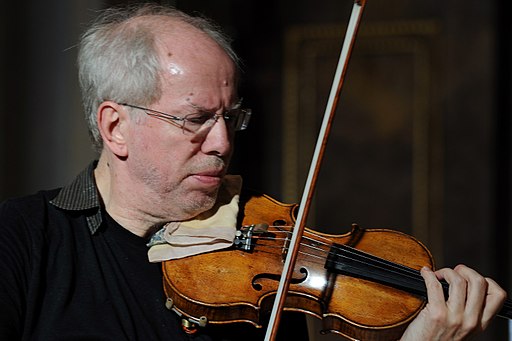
234, 223, 269, 251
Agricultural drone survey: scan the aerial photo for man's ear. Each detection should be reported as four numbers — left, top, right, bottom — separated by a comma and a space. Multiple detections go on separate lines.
97, 101, 129, 158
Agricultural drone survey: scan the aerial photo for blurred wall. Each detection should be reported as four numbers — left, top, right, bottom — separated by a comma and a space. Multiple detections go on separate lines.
1, 0, 101, 196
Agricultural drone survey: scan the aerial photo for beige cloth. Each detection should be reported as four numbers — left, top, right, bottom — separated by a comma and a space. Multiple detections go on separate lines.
147, 175, 241, 262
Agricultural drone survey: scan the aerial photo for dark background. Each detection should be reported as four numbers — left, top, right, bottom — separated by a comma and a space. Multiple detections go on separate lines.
1, 0, 511, 340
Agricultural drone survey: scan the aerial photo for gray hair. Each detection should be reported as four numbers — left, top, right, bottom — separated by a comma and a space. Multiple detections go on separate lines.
78, 4, 240, 152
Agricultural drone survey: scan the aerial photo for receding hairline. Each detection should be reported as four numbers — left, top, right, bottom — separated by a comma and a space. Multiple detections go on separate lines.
120, 13, 196, 33
139, 15, 218, 44
78, 5, 240, 152
117, 13, 238, 65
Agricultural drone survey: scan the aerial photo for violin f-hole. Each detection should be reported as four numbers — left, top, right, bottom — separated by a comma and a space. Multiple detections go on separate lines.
252, 267, 309, 291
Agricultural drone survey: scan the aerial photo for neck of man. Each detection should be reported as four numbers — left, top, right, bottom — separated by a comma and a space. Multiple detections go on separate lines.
94, 153, 164, 238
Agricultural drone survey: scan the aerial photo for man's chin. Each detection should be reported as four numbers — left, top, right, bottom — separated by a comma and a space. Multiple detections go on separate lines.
181, 190, 219, 217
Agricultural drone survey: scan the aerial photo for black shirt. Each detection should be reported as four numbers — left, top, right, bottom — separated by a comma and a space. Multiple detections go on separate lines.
0, 162, 307, 340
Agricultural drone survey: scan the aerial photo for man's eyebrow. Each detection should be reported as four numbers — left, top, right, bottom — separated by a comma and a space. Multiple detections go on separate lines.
188, 99, 243, 113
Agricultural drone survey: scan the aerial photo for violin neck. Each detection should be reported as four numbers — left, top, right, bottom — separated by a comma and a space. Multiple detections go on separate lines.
325, 243, 512, 320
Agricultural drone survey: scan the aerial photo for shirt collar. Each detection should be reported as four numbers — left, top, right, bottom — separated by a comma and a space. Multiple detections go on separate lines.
50, 160, 103, 234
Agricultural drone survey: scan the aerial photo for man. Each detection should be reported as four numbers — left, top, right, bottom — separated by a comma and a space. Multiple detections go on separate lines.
0, 3, 506, 340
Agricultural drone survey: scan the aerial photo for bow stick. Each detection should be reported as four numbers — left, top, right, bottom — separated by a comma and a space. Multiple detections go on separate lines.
264, 1, 368, 340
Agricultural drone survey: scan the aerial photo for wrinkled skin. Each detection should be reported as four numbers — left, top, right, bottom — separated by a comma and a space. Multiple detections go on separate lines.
401, 265, 506, 340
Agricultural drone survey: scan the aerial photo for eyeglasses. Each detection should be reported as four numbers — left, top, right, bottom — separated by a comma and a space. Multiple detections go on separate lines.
119, 102, 251, 135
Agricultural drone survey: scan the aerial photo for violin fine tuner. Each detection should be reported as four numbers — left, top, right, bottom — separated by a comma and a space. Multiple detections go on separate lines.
234, 223, 269, 251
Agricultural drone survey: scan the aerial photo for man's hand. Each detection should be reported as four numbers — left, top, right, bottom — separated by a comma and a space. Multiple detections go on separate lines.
400, 265, 507, 340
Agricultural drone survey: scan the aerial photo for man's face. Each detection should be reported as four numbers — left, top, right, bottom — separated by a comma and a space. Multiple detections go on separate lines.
124, 24, 239, 221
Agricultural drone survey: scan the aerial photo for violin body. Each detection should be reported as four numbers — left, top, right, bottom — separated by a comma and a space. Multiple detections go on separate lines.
162, 191, 434, 340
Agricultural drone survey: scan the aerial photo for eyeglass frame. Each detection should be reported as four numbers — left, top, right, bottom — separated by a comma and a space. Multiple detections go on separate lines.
118, 101, 251, 135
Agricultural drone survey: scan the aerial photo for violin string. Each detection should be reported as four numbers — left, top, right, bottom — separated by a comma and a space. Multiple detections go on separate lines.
258, 223, 417, 271
246, 225, 334, 265
264, 225, 422, 276
326, 244, 421, 283
244, 225, 512, 319
253, 233, 331, 256
247, 229, 512, 320
249, 225, 425, 284
249, 237, 330, 263
271, 225, 424, 279
251, 225, 412, 273
332, 245, 426, 283
247, 243, 333, 264
250, 234, 426, 294
262, 225, 340, 247
251, 231, 332, 263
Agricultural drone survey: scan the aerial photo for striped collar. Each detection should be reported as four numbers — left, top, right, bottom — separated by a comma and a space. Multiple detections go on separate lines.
50, 161, 103, 234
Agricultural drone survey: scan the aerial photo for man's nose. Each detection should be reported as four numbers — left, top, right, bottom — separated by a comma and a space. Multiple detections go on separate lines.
199, 115, 232, 156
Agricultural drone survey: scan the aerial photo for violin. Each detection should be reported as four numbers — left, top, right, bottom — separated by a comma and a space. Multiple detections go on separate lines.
162, 190, 512, 340
162, 0, 511, 339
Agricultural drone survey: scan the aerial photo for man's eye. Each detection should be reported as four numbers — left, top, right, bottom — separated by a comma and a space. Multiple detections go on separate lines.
186, 114, 212, 125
